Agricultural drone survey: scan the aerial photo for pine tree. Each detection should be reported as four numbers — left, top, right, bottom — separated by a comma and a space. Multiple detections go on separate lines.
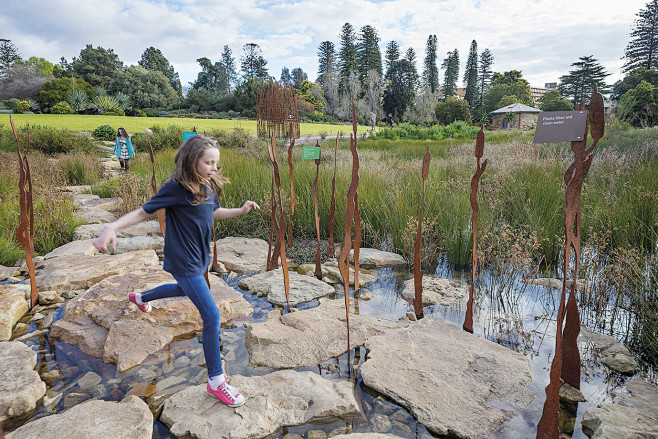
405, 48, 419, 91
291, 67, 308, 89
623, 0, 658, 72
422, 35, 439, 94
220, 45, 237, 90
477, 48, 494, 107
338, 23, 358, 92
385, 41, 401, 73
442, 49, 459, 98
317, 41, 336, 86
0, 39, 21, 75
463, 40, 479, 109
240, 43, 268, 80
280, 67, 292, 84
356, 25, 382, 88
559, 55, 610, 104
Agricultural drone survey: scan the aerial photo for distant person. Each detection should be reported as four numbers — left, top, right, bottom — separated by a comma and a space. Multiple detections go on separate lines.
387, 113, 393, 127
370, 111, 376, 131
94, 135, 260, 408
113, 127, 134, 171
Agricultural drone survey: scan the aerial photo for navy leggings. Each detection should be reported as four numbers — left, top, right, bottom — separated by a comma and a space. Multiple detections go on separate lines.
141, 274, 222, 378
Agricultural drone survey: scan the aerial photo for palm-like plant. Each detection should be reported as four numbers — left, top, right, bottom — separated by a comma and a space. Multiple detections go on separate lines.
93, 95, 121, 114
25, 98, 40, 113
114, 92, 129, 110
67, 89, 90, 111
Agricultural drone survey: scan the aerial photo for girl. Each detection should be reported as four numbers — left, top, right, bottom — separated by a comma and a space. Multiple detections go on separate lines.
93, 135, 260, 407
113, 127, 135, 171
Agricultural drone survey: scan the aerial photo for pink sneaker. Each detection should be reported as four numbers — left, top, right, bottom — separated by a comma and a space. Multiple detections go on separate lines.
128, 292, 151, 313
207, 382, 245, 407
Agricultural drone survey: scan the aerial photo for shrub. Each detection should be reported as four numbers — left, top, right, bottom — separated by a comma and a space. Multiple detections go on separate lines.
93, 125, 116, 141
124, 107, 144, 117
1, 127, 95, 154
93, 94, 121, 113
130, 125, 184, 151
141, 108, 161, 117
50, 101, 74, 114
76, 107, 101, 115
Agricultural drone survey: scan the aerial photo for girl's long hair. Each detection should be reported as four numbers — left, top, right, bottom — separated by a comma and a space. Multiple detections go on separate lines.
171, 135, 229, 205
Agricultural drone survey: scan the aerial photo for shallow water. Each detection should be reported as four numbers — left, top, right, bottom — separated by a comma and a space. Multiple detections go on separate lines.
6, 261, 655, 439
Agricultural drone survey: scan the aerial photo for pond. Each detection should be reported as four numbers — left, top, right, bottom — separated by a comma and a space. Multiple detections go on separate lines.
7, 258, 655, 439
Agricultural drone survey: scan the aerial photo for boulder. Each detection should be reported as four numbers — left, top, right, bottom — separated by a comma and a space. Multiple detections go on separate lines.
113, 236, 164, 254
0, 265, 15, 281
6, 396, 152, 439
73, 221, 162, 240
75, 207, 117, 224
400, 276, 468, 306
245, 299, 399, 368
360, 319, 534, 438
211, 237, 270, 273
43, 239, 99, 259
50, 267, 252, 372
524, 277, 586, 290
238, 268, 335, 306
579, 326, 637, 374
582, 377, 658, 439
0, 284, 30, 340
350, 248, 406, 269
72, 194, 122, 212
322, 259, 376, 286
0, 341, 46, 426
160, 370, 359, 439
35, 250, 160, 293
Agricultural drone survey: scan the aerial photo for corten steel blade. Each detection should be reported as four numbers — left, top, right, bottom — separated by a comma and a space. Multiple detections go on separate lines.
537, 85, 604, 439
267, 173, 277, 271
313, 141, 323, 280
287, 138, 296, 248
328, 134, 339, 259
414, 145, 431, 320
267, 136, 290, 310
148, 141, 166, 238
464, 128, 488, 333
11, 117, 38, 308
351, 96, 361, 293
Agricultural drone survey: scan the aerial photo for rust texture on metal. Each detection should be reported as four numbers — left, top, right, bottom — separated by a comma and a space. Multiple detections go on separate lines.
537, 85, 604, 439
413, 145, 431, 320
337, 96, 360, 361
267, 136, 291, 308
351, 101, 361, 292
287, 138, 296, 248
327, 135, 339, 259
312, 141, 323, 280
11, 116, 38, 308
463, 128, 487, 333
266, 173, 278, 271
257, 82, 300, 140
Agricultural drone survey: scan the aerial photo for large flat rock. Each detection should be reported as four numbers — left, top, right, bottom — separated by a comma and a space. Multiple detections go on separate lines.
0, 284, 29, 341
50, 266, 252, 372
0, 341, 46, 426
579, 326, 637, 374
35, 250, 160, 293
6, 395, 152, 439
160, 370, 359, 439
238, 268, 335, 306
44, 237, 164, 260
246, 299, 399, 368
360, 319, 534, 438
75, 206, 118, 224
350, 248, 406, 269
582, 377, 658, 439
73, 221, 162, 240
400, 276, 468, 306
211, 237, 270, 273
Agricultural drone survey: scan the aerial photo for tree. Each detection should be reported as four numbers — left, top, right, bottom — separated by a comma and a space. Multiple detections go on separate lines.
291, 68, 308, 89
356, 25, 382, 88
612, 67, 658, 100
38, 77, 93, 108
0, 63, 51, 100
280, 67, 292, 84
623, 0, 658, 71
219, 45, 237, 91
14, 57, 53, 76
559, 55, 610, 104
338, 23, 358, 91
482, 83, 533, 113
538, 90, 574, 111
192, 57, 230, 96
317, 41, 336, 86
385, 41, 400, 72
616, 80, 658, 126
234, 77, 265, 118
406, 86, 439, 125
435, 96, 471, 124
108, 66, 178, 109
441, 49, 459, 97
491, 70, 528, 87
463, 40, 479, 110
70, 45, 123, 88
382, 58, 417, 119
422, 35, 439, 94
299, 80, 325, 114
240, 43, 268, 80
477, 48, 494, 107
0, 39, 21, 75
138, 47, 181, 95
363, 70, 383, 117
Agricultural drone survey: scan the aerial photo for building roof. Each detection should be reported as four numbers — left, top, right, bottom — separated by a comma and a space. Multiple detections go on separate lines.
490, 103, 542, 114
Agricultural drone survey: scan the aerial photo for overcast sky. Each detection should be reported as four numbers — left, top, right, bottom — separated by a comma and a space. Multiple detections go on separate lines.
0, 0, 647, 91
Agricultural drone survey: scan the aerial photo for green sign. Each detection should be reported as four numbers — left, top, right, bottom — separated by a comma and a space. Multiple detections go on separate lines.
183, 131, 196, 142
302, 145, 320, 160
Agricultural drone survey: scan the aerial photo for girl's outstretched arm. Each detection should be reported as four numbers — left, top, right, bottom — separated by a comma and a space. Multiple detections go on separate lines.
93, 207, 151, 252
213, 200, 260, 220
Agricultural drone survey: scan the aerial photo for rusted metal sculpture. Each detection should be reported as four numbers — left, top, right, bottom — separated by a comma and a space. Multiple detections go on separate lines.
464, 128, 487, 333
11, 117, 37, 308
328, 135, 339, 259
413, 146, 431, 320
536, 85, 605, 438
267, 136, 291, 309
312, 141, 323, 280
287, 139, 296, 248
337, 96, 360, 364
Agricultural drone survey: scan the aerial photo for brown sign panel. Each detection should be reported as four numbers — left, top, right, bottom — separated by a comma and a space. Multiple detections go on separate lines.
533, 111, 588, 143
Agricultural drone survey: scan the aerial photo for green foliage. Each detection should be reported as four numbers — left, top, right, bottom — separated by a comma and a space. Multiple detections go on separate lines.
612, 67, 658, 100
14, 56, 54, 76
67, 89, 90, 111
490, 70, 529, 87
623, 0, 658, 72
70, 44, 123, 88
93, 94, 120, 113
234, 77, 265, 118
369, 121, 479, 140
130, 125, 184, 151
538, 90, 574, 111
108, 66, 178, 109
50, 101, 73, 114
435, 96, 472, 124
616, 80, 658, 127
240, 43, 268, 80
559, 55, 610, 104
482, 82, 532, 113
39, 77, 93, 109
93, 124, 116, 141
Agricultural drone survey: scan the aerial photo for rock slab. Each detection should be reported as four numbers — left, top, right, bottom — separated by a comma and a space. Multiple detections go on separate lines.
350, 248, 407, 269
161, 370, 359, 439
238, 268, 335, 306
0, 341, 46, 425
0, 284, 29, 341
579, 326, 637, 374
211, 237, 270, 273
360, 319, 534, 438
6, 396, 152, 439
400, 276, 467, 306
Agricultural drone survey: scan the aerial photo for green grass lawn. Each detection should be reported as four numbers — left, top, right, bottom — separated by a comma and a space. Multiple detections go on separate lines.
0, 114, 367, 136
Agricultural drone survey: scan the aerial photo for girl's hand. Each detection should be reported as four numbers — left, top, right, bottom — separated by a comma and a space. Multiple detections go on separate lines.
93, 225, 117, 253
242, 200, 261, 214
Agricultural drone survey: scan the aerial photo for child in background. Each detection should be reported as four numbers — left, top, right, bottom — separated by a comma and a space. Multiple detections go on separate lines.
93, 135, 260, 407
114, 127, 134, 171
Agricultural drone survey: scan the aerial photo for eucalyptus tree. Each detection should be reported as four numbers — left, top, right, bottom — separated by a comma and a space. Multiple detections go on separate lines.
422, 34, 439, 94
338, 23, 358, 92
356, 24, 382, 89
441, 49, 459, 98
463, 40, 479, 109
623, 0, 658, 71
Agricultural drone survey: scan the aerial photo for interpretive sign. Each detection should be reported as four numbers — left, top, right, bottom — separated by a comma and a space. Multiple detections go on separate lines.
302, 145, 320, 160
183, 131, 196, 142
533, 111, 588, 143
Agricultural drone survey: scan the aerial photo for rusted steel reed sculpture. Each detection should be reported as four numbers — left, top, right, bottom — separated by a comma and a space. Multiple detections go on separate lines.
312, 141, 323, 280
267, 136, 291, 309
287, 139, 297, 248
10, 117, 37, 308
537, 85, 605, 438
328, 135, 339, 259
463, 128, 487, 333
337, 96, 360, 364
413, 146, 431, 320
